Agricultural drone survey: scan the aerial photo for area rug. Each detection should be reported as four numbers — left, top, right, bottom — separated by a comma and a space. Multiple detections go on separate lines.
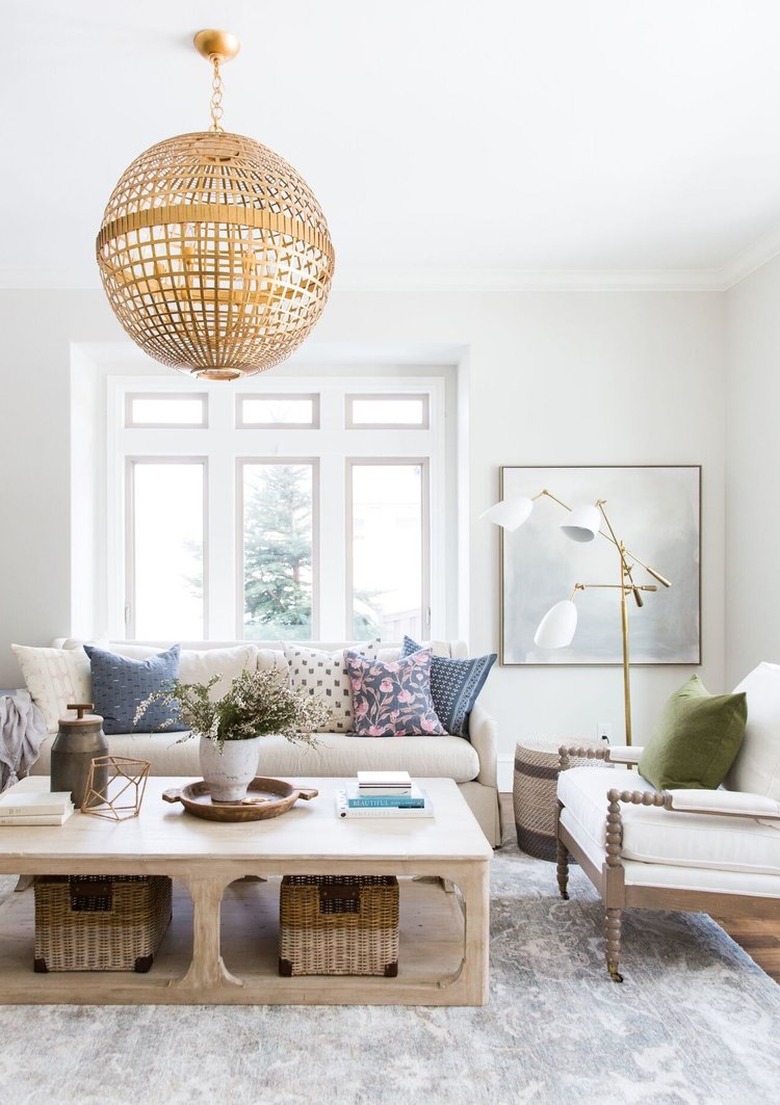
0, 840, 778, 1105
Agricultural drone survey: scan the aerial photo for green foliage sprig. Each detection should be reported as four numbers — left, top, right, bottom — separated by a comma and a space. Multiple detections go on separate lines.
134, 667, 328, 751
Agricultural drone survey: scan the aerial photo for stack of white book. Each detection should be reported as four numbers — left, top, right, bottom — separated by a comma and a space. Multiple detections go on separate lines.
0, 790, 75, 826
336, 771, 434, 818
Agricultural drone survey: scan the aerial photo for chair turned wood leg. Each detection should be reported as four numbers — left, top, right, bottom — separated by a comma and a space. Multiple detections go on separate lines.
556, 834, 570, 900
605, 907, 624, 982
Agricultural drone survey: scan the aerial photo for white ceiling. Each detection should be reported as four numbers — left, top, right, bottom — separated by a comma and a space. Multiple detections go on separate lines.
6, 0, 780, 291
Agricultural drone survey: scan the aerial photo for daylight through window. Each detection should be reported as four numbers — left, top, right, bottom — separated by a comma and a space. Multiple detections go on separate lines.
109, 378, 447, 641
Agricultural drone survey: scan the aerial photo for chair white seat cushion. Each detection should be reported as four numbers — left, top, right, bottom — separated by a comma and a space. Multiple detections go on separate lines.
558, 765, 780, 876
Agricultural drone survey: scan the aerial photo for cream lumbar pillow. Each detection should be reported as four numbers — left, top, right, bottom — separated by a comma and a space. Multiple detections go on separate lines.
11, 644, 92, 734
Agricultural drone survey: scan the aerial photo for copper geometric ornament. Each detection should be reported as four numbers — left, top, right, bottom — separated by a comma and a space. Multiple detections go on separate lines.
96, 30, 335, 381
80, 756, 151, 821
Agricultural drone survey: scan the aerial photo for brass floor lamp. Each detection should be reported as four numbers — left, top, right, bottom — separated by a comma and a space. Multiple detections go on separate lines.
483, 489, 671, 745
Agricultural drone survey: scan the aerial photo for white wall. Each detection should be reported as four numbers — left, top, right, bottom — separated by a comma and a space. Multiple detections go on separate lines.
725, 256, 780, 685
0, 287, 726, 782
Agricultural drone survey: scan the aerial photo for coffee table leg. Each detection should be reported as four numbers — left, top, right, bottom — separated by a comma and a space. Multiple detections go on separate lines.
170, 874, 244, 993
428, 862, 490, 1004
455, 861, 490, 1005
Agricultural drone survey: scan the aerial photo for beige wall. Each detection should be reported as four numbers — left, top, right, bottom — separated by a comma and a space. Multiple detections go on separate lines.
0, 286, 726, 775
725, 256, 780, 685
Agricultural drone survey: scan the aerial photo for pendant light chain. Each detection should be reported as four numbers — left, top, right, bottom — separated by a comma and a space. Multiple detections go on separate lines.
209, 57, 225, 132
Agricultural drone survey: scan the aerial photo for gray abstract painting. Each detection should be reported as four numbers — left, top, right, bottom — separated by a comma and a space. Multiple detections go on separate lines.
499, 466, 701, 665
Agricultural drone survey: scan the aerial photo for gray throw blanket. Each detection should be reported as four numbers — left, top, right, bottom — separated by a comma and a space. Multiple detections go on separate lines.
0, 691, 48, 791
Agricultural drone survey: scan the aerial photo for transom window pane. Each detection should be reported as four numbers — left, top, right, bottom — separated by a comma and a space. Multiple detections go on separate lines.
350, 462, 425, 639
126, 395, 207, 427
130, 461, 204, 638
242, 463, 314, 640
238, 395, 318, 428
346, 395, 428, 428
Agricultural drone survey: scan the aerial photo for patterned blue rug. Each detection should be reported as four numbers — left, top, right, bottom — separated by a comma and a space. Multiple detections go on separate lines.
0, 841, 778, 1105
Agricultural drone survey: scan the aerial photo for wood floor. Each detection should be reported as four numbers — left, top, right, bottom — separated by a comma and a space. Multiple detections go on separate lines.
498, 793, 780, 983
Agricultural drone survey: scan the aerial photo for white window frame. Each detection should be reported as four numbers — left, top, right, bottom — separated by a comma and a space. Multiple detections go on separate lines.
125, 456, 208, 639
236, 393, 320, 430
345, 393, 430, 430
237, 456, 320, 639
124, 392, 209, 429
106, 373, 448, 641
346, 456, 431, 639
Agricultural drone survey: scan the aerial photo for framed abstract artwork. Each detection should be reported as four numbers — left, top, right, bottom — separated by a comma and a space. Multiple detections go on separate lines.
497, 465, 701, 666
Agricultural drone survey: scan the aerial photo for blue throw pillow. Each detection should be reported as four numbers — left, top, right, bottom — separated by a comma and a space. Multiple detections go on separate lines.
400, 637, 496, 739
83, 644, 186, 735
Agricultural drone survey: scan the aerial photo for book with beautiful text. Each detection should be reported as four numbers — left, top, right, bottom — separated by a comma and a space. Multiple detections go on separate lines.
345, 784, 425, 808
336, 790, 434, 818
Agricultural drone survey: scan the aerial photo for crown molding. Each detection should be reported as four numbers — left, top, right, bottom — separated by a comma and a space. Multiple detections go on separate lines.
5, 251, 780, 294
332, 266, 727, 293
719, 224, 780, 289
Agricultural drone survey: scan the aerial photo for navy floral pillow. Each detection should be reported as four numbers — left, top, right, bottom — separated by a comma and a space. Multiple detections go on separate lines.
401, 636, 496, 739
344, 649, 446, 737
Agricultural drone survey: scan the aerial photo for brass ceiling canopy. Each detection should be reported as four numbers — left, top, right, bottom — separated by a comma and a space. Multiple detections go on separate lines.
96, 30, 335, 381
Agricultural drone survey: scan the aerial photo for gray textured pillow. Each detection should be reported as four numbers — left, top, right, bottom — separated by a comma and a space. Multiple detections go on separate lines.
84, 644, 186, 735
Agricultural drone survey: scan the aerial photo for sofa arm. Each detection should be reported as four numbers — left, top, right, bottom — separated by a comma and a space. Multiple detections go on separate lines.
666, 789, 780, 819
468, 702, 497, 789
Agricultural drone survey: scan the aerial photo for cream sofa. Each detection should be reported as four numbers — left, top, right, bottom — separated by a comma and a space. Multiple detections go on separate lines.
25, 639, 502, 846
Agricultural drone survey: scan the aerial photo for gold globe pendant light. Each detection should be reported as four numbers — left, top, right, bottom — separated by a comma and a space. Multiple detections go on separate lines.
96, 30, 335, 381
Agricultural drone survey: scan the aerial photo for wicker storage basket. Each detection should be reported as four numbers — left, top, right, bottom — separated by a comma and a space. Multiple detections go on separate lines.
33, 875, 172, 973
514, 739, 600, 861
279, 875, 399, 977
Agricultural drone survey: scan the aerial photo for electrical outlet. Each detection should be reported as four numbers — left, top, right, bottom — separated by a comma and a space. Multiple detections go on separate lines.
597, 721, 612, 744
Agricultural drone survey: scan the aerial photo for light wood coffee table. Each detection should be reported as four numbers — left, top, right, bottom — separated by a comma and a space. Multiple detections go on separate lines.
0, 776, 492, 1006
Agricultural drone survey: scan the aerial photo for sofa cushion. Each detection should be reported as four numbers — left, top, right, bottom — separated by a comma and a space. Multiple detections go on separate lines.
285, 641, 377, 732
638, 674, 747, 790
401, 635, 496, 738
345, 649, 446, 736
11, 644, 92, 734
30, 729, 482, 785
558, 764, 780, 875
177, 644, 258, 697
84, 644, 186, 735
725, 662, 780, 800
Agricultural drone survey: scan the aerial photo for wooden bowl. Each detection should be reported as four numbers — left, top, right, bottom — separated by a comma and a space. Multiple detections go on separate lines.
162, 777, 318, 821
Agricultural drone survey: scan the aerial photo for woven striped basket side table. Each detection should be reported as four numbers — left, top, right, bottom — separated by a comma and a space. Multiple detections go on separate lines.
513, 738, 601, 861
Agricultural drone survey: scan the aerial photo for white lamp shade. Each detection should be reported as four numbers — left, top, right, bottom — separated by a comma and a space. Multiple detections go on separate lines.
560, 504, 601, 543
534, 600, 578, 649
480, 496, 534, 531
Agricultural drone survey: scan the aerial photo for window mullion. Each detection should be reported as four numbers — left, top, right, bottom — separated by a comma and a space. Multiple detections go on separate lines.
318, 454, 346, 638
205, 450, 235, 639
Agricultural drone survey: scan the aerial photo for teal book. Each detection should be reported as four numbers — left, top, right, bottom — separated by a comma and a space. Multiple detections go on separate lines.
345, 785, 425, 809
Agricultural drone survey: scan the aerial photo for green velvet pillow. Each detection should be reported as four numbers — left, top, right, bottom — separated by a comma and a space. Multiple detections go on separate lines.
638, 674, 748, 791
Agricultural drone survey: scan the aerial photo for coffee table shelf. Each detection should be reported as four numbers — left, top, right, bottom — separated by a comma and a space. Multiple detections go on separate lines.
0, 776, 491, 1006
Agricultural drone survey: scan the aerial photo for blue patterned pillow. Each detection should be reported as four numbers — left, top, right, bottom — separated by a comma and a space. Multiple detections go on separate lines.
344, 649, 445, 737
401, 637, 496, 739
83, 644, 186, 735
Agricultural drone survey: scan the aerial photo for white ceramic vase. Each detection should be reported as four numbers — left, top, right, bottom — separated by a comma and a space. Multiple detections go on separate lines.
199, 733, 262, 803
